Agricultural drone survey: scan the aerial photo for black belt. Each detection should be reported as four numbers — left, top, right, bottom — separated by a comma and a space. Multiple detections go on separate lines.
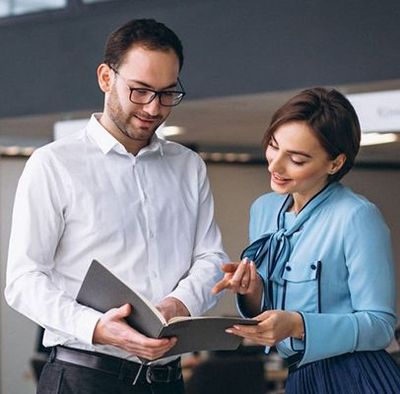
286, 352, 303, 373
51, 346, 182, 385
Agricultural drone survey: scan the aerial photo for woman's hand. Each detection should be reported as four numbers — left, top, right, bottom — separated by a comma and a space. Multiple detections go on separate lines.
212, 257, 261, 295
226, 310, 304, 346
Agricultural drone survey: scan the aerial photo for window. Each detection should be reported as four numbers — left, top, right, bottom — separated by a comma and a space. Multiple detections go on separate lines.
0, 0, 66, 17
82, 0, 120, 3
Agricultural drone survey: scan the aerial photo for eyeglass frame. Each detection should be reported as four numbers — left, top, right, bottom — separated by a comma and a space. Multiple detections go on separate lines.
109, 65, 186, 107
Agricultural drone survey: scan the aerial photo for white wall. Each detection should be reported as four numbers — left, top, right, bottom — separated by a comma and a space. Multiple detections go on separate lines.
0, 157, 37, 394
1, 158, 399, 393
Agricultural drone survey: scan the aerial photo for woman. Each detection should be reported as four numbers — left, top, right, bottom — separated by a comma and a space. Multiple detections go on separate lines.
213, 87, 400, 393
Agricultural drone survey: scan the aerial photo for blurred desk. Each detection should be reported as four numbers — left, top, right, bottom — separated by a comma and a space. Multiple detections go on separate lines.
266, 367, 288, 392
267, 367, 288, 381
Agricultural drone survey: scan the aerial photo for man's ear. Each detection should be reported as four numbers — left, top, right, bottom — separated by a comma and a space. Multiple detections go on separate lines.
97, 63, 113, 93
329, 153, 346, 175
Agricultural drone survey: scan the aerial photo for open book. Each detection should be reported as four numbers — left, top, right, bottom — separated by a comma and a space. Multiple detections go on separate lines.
76, 260, 258, 359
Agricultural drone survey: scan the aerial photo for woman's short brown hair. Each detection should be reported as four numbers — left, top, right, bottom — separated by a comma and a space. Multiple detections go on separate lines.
263, 87, 361, 182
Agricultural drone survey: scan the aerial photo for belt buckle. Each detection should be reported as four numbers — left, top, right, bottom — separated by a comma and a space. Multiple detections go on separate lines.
146, 365, 182, 384
145, 367, 154, 384
146, 365, 166, 384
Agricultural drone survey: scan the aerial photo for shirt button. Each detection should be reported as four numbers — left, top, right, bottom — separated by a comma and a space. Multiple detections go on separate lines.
310, 264, 317, 270
285, 266, 291, 271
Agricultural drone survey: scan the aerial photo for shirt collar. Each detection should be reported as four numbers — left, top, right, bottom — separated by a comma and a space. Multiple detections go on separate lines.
87, 113, 164, 156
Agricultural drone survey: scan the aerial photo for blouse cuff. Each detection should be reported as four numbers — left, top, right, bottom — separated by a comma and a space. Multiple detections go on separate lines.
291, 311, 306, 352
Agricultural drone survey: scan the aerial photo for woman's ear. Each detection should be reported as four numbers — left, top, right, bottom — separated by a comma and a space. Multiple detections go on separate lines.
329, 153, 346, 175
97, 63, 113, 93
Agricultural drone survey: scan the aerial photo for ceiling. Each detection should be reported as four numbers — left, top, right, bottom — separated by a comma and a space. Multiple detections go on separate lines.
1, 79, 400, 163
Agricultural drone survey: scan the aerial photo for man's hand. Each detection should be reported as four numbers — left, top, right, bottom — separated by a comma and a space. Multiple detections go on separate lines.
93, 304, 177, 360
156, 297, 190, 322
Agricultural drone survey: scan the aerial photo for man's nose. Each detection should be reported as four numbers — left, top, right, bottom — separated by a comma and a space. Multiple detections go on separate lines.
142, 96, 162, 116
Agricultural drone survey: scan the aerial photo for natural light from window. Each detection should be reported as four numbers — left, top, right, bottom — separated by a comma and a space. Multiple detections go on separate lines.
82, 0, 120, 3
0, 0, 66, 17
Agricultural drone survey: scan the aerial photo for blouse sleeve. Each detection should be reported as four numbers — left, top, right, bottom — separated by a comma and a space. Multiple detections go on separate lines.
299, 202, 397, 366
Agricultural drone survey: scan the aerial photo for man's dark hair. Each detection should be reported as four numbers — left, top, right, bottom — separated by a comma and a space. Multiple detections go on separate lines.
103, 18, 184, 70
263, 87, 361, 183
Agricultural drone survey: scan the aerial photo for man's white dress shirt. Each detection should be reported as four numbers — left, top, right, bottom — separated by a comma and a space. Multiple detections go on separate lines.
5, 114, 227, 361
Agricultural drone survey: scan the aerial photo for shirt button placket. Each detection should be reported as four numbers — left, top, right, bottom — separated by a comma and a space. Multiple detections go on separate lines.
137, 159, 161, 298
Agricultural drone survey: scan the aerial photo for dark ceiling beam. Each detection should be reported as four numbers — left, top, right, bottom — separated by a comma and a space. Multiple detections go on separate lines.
1, 0, 400, 118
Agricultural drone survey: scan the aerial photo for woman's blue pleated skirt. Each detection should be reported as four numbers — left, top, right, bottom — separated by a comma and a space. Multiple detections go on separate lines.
285, 350, 400, 394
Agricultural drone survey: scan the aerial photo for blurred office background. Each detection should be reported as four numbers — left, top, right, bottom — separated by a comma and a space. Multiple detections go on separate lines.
1, 1, 400, 393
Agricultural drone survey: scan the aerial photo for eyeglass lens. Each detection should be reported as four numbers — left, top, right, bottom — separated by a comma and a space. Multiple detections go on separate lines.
129, 89, 184, 106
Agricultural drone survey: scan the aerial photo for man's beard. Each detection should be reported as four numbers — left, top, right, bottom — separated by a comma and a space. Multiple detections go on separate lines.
107, 87, 162, 141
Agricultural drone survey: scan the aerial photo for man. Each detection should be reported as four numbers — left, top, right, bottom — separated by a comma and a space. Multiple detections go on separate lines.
5, 19, 227, 394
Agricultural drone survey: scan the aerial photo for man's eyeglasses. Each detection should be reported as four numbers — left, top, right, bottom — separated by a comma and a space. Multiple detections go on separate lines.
110, 66, 186, 107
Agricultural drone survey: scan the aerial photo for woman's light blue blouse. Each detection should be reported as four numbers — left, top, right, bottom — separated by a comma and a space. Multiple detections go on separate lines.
241, 182, 396, 367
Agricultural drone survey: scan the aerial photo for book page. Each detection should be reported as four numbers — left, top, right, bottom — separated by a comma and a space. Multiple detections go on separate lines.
167, 315, 252, 324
